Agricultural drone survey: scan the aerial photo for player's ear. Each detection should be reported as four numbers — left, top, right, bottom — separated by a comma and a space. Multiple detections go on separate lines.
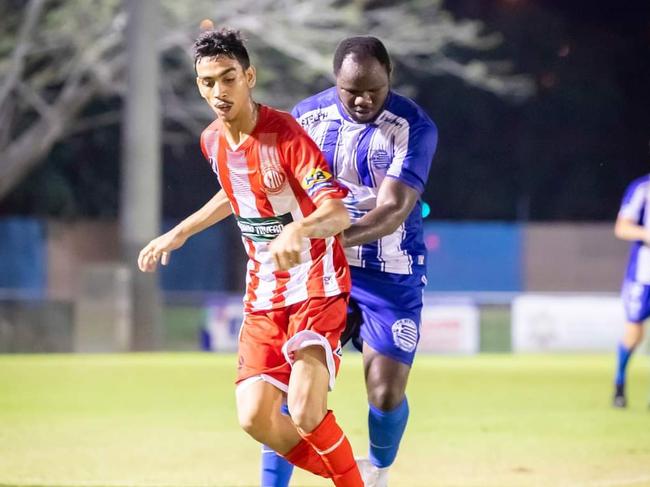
246, 65, 256, 89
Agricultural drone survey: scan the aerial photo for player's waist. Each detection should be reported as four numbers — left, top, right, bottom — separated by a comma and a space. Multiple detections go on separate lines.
243, 288, 349, 312
243, 270, 351, 311
344, 240, 427, 259
244, 241, 348, 279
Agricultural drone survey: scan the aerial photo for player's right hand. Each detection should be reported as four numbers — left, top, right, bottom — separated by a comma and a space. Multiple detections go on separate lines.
137, 230, 187, 272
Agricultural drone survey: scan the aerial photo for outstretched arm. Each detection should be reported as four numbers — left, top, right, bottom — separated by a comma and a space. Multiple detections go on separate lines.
138, 189, 232, 272
614, 216, 650, 244
341, 177, 420, 248
269, 198, 350, 270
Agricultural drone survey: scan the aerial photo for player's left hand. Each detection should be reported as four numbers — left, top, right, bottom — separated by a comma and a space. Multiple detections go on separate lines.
270, 222, 305, 270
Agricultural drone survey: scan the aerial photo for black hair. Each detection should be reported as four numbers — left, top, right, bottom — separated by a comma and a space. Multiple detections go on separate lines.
193, 27, 250, 70
333, 36, 392, 76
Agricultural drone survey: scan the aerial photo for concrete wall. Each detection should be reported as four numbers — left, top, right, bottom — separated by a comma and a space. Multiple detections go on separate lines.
47, 221, 120, 300
0, 300, 73, 352
1, 218, 632, 297
524, 223, 628, 292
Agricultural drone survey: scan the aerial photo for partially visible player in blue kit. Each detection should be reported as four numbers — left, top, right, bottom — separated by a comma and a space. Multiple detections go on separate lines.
260, 36, 438, 486
612, 172, 650, 408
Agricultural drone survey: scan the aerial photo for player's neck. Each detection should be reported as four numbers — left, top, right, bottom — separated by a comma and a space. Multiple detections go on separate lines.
221, 100, 259, 149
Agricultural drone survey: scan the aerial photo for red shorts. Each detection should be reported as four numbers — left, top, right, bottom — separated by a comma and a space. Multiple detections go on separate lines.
236, 294, 348, 392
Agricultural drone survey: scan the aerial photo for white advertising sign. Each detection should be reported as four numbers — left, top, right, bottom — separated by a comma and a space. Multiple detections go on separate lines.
419, 298, 480, 354
205, 298, 244, 352
512, 294, 624, 352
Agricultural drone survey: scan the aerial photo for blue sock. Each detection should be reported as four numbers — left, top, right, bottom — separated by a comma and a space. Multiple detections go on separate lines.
368, 397, 409, 468
615, 342, 634, 387
261, 447, 293, 487
260, 403, 294, 487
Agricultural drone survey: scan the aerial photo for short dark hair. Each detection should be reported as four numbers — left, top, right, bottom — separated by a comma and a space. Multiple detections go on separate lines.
333, 36, 392, 76
193, 27, 250, 70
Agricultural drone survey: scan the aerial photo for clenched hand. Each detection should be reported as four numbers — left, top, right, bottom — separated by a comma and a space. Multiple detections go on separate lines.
269, 222, 306, 271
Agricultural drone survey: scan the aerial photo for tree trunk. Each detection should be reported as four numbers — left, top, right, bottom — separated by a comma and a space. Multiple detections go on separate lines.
120, 0, 162, 351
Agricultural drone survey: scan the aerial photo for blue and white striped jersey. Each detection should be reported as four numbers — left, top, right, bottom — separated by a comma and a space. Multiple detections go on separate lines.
619, 174, 650, 283
292, 87, 437, 275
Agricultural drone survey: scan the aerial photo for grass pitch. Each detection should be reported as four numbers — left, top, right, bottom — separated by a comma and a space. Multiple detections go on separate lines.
1, 353, 649, 487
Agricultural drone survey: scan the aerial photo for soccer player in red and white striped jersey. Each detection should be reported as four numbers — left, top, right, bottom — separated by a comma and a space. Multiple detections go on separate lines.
137, 28, 364, 486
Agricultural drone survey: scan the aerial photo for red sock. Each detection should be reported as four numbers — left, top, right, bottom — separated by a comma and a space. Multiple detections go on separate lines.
300, 410, 363, 487
283, 438, 332, 478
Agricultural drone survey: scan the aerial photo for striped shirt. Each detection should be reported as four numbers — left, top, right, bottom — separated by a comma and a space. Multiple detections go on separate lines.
619, 174, 650, 284
292, 87, 437, 275
200, 105, 350, 312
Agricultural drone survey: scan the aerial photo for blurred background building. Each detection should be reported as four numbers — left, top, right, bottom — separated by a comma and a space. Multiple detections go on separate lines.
1, 0, 649, 354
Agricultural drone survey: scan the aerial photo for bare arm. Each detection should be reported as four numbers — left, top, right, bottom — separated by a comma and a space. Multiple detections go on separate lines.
614, 216, 650, 244
341, 177, 420, 248
269, 198, 351, 270
138, 189, 232, 272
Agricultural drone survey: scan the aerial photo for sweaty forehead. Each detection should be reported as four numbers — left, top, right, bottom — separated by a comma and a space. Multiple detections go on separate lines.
196, 55, 242, 76
336, 54, 388, 88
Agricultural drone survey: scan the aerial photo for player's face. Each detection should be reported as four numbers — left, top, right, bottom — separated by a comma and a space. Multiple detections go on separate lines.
335, 54, 390, 124
196, 55, 256, 123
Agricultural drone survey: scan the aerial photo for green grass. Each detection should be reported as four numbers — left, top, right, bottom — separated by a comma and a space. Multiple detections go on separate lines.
479, 306, 511, 352
1, 353, 649, 487
162, 307, 205, 351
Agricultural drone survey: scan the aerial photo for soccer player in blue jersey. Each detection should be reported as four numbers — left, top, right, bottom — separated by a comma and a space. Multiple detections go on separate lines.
260, 36, 438, 486
612, 173, 650, 408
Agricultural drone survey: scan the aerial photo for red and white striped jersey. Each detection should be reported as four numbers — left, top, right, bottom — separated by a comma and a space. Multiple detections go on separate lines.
200, 105, 351, 312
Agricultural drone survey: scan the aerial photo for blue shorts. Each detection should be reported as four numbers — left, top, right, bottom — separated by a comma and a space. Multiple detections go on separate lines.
621, 279, 650, 323
348, 266, 426, 366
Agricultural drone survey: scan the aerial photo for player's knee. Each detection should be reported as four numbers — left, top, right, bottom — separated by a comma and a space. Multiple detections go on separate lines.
237, 407, 271, 441
368, 383, 405, 412
288, 400, 326, 433
637, 326, 645, 343
632, 332, 644, 348
625, 323, 645, 347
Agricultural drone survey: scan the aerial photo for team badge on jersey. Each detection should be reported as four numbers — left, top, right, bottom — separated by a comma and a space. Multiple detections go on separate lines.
261, 165, 287, 194
369, 148, 392, 170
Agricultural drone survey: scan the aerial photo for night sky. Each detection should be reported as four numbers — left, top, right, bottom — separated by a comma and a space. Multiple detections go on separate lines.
425, 0, 650, 221
2, 0, 650, 222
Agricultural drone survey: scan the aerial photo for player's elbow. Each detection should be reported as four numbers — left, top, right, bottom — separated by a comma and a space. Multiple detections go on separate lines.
329, 199, 351, 233
614, 221, 626, 240
614, 219, 633, 240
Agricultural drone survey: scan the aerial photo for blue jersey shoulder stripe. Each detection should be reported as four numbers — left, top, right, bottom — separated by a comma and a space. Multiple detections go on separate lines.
382, 93, 438, 195
291, 87, 338, 119
621, 175, 650, 207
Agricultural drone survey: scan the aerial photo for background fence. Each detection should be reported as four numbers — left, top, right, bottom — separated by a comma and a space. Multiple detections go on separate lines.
0, 217, 632, 354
